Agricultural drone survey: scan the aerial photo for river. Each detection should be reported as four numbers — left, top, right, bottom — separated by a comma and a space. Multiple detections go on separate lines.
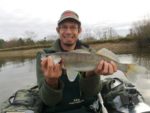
0, 53, 150, 107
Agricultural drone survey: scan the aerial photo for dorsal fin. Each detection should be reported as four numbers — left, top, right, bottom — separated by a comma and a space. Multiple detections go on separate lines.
96, 48, 119, 62
70, 49, 91, 54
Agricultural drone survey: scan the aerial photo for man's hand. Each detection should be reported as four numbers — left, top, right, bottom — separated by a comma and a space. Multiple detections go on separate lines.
94, 60, 117, 75
86, 60, 117, 77
41, 56, 62, 88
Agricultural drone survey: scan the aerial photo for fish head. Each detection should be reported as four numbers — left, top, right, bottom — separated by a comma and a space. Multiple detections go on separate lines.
51, 54, 62, 64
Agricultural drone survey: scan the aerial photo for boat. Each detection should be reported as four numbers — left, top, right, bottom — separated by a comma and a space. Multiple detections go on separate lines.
1, 74, 150, 113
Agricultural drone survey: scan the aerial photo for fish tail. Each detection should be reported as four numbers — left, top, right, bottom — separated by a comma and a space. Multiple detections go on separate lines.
126, 64, 147, 76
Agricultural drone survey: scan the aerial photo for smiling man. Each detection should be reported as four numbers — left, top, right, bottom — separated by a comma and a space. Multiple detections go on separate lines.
36, 10, 117, 113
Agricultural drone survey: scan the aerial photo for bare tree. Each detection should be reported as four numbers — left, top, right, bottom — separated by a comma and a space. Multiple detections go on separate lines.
131, 19, 150, 39
24, 31, 37, 39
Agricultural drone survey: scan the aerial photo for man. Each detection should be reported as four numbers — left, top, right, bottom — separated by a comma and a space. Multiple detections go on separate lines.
36, 10, 117, 113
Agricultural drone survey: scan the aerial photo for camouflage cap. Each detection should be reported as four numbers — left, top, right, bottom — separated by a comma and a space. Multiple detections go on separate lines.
58, 10, 81, 25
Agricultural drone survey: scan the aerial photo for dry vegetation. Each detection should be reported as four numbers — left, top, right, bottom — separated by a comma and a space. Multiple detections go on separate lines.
0, 39, 138, 59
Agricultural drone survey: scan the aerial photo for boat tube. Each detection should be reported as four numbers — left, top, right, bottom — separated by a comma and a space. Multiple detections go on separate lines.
1, 77, 150, 113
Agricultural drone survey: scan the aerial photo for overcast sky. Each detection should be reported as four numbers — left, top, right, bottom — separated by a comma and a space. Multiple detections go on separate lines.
0, 0, 150, 40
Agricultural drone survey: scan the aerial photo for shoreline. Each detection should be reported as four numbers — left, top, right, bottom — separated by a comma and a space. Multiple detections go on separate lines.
90, 40, 138, 54
0, 40, 139, 59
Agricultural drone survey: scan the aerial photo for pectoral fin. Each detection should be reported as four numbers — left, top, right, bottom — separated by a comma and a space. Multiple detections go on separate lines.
66, 69, 78, 82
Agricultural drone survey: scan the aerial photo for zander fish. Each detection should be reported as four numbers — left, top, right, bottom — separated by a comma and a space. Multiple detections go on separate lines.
42, 48, 146, 81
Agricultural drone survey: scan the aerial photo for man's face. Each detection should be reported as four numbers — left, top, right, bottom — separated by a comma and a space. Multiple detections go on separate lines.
57, 20, 81, 46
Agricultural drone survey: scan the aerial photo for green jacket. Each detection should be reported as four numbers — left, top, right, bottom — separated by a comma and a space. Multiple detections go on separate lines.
36, 39, 101, 112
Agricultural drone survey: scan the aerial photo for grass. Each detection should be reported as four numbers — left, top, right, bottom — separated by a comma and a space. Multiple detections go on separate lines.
0, 44, 52, 52
0, 37, 137, 52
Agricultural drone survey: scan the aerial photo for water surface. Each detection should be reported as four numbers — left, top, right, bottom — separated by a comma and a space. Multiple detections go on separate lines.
0, 58, 36, 106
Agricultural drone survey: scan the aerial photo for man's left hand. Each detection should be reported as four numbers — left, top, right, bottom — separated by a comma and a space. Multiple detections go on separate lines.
86, 60, 117, 77
94, 60, 117, 75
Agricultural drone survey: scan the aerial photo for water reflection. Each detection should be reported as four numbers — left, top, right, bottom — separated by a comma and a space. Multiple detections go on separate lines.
0, 58, 33, 71
134, 52, 150, 77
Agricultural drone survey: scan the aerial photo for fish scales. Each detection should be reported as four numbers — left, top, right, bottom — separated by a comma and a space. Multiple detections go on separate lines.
53, 52, 100, 71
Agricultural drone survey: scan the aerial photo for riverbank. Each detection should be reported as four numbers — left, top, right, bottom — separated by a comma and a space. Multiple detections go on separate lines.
90, 40, 138, 54
0, 40, 138, 59
0, 48, 43, 59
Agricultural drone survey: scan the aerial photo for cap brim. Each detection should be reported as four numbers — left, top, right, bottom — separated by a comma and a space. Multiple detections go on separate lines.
58, 16, 81, 25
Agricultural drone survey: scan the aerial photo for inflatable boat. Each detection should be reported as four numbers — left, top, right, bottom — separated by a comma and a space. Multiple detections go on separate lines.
1, 75, 150, 113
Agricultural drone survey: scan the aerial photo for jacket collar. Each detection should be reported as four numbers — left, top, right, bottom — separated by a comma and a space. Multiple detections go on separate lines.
52, 39, 85, 51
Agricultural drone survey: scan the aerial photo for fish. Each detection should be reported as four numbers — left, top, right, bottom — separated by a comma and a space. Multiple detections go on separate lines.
41, 48, 147, 81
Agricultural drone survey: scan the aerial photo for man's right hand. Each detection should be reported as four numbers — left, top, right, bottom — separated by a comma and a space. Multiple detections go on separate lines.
41, 56, 62, 88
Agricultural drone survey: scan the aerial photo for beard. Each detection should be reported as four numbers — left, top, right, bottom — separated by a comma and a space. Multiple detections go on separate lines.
60, 36, 77, 48
63, 42, 75, 47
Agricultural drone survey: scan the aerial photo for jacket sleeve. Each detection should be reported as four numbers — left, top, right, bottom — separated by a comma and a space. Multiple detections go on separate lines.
36, 51, 64, 106
80, 73, 101, 97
